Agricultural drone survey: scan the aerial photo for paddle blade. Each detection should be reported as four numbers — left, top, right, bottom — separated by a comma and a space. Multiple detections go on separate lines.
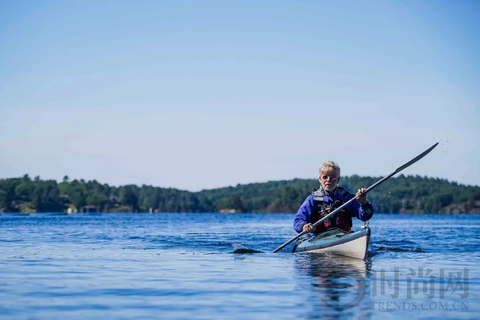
394, 142, 438, 174
231, 242, 264, 254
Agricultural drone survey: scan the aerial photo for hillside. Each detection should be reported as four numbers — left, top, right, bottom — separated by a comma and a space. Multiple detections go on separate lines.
1, 174, 479, 214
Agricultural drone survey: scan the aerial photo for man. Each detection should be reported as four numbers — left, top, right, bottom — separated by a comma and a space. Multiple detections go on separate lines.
294, 161, 374, 235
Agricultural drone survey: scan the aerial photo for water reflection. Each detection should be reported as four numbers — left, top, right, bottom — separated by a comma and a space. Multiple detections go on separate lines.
295, 253, 373, 319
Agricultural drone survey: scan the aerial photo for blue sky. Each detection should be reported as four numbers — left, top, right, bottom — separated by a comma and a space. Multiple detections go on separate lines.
1, 1, 479, 191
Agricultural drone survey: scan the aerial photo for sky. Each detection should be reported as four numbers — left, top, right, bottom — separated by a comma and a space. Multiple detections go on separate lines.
1, 0, 479, 191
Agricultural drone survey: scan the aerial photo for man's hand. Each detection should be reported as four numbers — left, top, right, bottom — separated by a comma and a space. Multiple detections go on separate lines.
302, 223, 314, 233
356, 188, 368, 205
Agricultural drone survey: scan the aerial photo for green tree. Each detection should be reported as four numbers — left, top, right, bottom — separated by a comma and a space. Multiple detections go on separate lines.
70, 191, 86, 211
0, 189, 7, 210
120, 186, 138, 211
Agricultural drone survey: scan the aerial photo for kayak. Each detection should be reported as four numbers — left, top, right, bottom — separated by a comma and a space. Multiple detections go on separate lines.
293, 226, 371, 260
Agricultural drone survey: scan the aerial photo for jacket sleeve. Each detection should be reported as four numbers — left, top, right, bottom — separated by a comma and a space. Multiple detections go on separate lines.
293, 194, 316, 233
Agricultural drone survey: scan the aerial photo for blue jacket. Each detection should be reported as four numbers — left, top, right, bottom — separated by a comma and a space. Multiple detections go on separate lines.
293, 186, 374, 235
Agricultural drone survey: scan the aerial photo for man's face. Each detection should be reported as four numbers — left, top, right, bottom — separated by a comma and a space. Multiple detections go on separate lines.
319, 171, 339, 193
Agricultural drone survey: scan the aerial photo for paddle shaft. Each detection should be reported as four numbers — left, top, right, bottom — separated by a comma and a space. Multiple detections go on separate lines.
271, 142, 439, 253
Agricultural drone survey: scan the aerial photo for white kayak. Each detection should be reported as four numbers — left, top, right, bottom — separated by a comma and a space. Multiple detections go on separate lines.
293, 226, 371, 260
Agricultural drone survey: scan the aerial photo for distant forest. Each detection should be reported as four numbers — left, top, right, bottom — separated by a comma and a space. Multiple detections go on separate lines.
1, 174, 479, 214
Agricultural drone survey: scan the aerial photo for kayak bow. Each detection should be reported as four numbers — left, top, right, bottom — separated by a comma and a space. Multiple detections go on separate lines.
293, 224, 371, 259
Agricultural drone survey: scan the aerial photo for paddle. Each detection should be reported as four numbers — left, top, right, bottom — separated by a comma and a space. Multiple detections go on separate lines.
270, 142, 439, 253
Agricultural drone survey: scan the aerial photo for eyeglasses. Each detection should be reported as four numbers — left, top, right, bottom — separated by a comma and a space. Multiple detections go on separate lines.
321, 175, 337, 181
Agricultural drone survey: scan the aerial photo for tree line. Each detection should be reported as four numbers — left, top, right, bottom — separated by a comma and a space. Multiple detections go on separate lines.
0, 174, 479, 214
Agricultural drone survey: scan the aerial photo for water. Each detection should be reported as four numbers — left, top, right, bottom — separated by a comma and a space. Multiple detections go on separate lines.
1, 213, 479, 319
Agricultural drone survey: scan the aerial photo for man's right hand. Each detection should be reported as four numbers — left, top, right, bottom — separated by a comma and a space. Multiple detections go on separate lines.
302, 223, 313, 233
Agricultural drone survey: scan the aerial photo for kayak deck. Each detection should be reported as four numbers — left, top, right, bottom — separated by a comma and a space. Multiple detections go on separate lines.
293, 227, 371, 260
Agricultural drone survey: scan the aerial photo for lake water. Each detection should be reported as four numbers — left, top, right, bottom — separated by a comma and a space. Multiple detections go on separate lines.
1, 213, 479, 319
